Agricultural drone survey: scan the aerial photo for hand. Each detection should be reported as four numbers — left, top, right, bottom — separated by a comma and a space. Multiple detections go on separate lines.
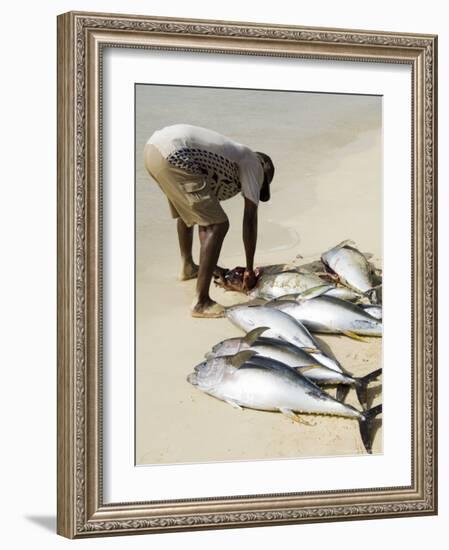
213, 265, 228, 279
242, 269, 257, 292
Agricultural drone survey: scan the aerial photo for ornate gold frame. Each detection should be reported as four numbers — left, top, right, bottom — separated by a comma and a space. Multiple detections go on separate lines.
57, 11, 438, 538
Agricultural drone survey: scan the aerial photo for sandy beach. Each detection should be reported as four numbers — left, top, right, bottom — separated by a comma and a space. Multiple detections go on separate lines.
135, 85, 382, 465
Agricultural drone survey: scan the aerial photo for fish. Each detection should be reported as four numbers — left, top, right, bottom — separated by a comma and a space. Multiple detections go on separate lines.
225, 304, 343, 372
267, 293, 383, 337
322, 286, 365, 302
187, 351, 382, 453
246, 355, 382, 409
214, 264, 364, 302
248, 270, 325, 299
247, 270, 362, 302
206, 330, 381, 408
208, 328, 319, 367
321, 240, 381, 301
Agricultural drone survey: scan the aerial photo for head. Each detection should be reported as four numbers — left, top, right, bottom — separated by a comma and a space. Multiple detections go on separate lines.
209, 337, 242, 357
225, 304, 260, 332
256, 152, 275, 202
187, 358, 227, 391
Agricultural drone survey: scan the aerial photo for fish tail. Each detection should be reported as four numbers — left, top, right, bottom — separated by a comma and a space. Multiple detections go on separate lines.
363, 285, 382, 304
355, 368, 382, 409
336, 385, 351, 403
328, 239, 355, 253
358, 404, 382, 454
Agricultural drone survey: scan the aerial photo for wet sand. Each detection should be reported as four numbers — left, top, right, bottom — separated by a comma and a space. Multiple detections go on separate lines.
135, 86, 382, 465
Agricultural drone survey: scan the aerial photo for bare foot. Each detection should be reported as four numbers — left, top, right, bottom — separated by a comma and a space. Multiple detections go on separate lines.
178, 262, 199, 281
191, 299, 225, 318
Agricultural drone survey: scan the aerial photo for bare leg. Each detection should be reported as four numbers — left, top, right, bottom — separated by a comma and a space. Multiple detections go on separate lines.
192, 220, 229, 317
177, 218, 199, 280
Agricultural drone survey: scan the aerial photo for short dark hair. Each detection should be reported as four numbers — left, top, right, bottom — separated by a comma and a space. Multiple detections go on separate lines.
256, 152, 274, 202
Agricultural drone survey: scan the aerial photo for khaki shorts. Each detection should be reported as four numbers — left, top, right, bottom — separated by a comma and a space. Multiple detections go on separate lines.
143, 143, 228, 228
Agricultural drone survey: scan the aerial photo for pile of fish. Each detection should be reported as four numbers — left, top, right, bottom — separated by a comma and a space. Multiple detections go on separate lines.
187, 240, 383, 454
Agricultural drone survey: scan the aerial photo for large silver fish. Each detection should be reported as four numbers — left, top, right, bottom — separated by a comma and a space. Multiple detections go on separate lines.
206, 329, 381, 408
208, 328, 319, 367
246, 355, 381, 409
225, 304, 343, 372
321, 240, 381, 301
248, 270, 361, 302
187, 351, 382, 453
269, 294, 382, 337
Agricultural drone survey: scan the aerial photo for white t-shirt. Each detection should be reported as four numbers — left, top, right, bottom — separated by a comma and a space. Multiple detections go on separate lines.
147, 124, 264, 205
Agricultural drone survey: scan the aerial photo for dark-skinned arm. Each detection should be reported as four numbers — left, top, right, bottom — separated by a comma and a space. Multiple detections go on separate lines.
242, 197, 258, 290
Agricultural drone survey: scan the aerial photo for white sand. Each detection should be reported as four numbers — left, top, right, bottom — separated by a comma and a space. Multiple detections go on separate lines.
135, 86, 382, 465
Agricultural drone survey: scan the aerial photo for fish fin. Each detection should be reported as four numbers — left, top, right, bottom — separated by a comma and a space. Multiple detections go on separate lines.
355, 385, 368, 409
280, 408, 314, 426
295, 364, 323, 373
358, 405, 382, 454
322, 240, 355, 260
336, 385, 351, 403
245, 298, 268, 306
361, 368, 383, 384
225, 399, 243, 410
263, 298, 280, 307
342, 330, 368, 342
295, 284, 334, 302
277, 293, 300, 301
228, 350, 257, 368
363, 285, 382, 304
303, 347, 320, 354
355, 368, 383, 409
264, 297, 297, 308
243, 327, 269, 346
334, 239, 355, 250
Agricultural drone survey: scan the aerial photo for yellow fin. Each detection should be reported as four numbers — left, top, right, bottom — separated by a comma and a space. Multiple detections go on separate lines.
342, 330, 368, 342
303, 347, 320, 354
297, 364, 323, 373
228, 350, 257, 368
243, 327, 269, 345
280, 408, 315, 426
295, 284, 333, 302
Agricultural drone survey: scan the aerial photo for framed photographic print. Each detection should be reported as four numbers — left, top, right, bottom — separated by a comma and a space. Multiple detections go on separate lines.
57, 11, 438, 538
